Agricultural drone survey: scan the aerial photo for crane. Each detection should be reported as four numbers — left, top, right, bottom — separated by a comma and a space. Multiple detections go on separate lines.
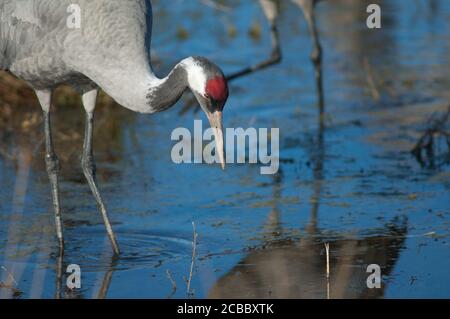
0, 0, 229, 255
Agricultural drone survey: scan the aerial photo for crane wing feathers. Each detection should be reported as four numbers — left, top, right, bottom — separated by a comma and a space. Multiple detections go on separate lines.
0, 0, 66, 70
1, 0, 155, 94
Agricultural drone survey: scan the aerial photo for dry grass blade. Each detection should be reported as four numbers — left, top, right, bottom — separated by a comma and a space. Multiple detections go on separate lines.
324, 242, 330, 299
166, 269, 177, 299
187, 221, 198, 297
363, 57, 381, 101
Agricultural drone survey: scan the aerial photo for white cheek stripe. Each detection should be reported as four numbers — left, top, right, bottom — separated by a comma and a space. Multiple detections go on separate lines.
181, 57, 206, 96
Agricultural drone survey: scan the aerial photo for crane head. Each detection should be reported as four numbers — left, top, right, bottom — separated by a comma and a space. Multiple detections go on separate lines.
184, 57, 229, 170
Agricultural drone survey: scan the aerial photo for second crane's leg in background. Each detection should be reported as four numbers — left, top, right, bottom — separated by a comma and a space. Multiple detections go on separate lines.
36, 90, 65, 252
81, 89, 121, 255
301, 1, 325, 115
227, 0, 282, 81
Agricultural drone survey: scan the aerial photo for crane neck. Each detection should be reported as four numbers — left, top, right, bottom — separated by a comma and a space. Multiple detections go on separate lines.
85, 59, 191, 114
146, 63, 188, 113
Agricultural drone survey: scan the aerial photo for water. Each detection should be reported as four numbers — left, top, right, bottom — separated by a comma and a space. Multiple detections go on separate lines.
0, 0, 449, 299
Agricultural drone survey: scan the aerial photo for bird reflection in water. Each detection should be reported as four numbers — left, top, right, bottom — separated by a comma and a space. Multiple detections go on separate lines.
209, 116, 407, 299
54, 241, 118, 299
208, 217, 407, 299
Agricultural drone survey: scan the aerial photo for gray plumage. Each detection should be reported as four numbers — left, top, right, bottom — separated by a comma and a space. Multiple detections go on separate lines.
1, 0, 153, 109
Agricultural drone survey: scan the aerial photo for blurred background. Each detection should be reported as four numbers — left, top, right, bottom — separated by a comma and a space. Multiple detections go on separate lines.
0, 0, 449, 298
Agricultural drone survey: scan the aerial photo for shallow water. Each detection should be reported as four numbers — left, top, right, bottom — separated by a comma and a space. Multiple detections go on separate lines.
0, 0, 449, 298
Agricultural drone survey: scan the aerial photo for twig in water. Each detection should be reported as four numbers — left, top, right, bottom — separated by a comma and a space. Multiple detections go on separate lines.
1, 266, 18, 286
324, 242, 330, 299
187, 221, 198, 297
411, 104, 450, 167
200, 0, 231, 12
166, 269, 177, 298
324, 243, 330, 279
363, 57, 381, 101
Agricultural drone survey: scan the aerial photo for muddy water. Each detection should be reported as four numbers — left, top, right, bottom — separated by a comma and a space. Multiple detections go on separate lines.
0, 0, 449, 298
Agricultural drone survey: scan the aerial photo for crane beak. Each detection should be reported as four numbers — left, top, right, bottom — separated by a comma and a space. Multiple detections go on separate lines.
207, 111, 225, 170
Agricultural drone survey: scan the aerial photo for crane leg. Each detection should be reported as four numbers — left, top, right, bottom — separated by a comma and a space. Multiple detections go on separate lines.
36, 90, 64, 252
226, 0, 282, 81
301, 2, 325, 115
81, 89, 120, 256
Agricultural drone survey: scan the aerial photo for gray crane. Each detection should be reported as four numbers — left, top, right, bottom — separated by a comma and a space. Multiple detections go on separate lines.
0, 0, 229, 255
